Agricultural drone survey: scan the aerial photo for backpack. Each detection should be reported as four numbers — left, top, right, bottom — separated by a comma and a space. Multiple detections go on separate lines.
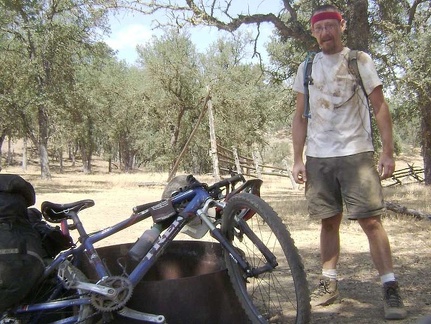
0, 174, 45, 312
0, 174, 35, 221
303, 49, 367, 119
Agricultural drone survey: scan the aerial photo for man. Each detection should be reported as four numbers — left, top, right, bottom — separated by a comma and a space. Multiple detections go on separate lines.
291, 4, 407, 320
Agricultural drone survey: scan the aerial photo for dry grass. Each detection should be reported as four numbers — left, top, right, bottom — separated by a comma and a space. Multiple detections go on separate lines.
2, 159, 431, 323
384, 183, 431, 212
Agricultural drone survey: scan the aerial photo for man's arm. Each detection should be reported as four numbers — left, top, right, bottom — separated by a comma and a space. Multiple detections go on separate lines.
369, 85, 395, 179
291, 92, 308, 184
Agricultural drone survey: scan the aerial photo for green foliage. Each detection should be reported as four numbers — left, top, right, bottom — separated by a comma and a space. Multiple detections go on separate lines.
0, 0, 113, 177
201, 33, 280, 151
0, 0, 430, 177
136, 29, 205, 172
267, 0, 430, 161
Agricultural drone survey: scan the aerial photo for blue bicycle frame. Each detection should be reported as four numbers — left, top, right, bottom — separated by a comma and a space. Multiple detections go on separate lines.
11, 176, 262, 322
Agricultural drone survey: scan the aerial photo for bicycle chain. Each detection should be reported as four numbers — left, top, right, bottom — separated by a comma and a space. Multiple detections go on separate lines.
91, 276, 134, 312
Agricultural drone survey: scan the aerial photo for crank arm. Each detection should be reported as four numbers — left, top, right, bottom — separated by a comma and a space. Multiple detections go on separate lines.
57, 260, 116, 298
117, 307, 166, 323
72, 281, 117, 297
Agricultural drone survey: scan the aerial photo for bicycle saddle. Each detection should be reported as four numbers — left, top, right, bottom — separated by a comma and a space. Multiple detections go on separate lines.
41, 199, 95, 222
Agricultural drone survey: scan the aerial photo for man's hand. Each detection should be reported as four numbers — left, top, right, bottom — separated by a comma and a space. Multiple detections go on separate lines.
378, 153, 395, 180
292, 162, 307, 184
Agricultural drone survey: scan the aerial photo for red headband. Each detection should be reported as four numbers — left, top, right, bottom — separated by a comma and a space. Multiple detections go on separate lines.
311, 12, 343, 26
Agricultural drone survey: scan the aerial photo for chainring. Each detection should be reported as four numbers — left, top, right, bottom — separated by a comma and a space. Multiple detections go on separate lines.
91, 276, 133, 312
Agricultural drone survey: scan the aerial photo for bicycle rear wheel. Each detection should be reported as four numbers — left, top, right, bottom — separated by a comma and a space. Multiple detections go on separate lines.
221, 193, 310, 324
13, 264, 94, 323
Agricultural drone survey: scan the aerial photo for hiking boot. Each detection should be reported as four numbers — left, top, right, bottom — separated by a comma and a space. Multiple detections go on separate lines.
383, 281, 407, 320
310, 276, 339, 307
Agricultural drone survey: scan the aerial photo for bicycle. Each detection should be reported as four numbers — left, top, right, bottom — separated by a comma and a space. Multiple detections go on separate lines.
1, 174, 311, 323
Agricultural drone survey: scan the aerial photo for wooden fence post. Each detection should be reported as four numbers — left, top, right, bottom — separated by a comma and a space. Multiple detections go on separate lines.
213, 143, 303, 188
232, 147, 242, 174
252, 150, 262, 178
207, 95, 220, 181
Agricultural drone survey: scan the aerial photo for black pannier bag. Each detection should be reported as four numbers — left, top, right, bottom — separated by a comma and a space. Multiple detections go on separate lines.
27, 207, 74, 258
0, 174, 45, 312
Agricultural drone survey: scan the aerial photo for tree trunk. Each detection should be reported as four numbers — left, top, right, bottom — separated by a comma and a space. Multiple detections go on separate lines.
122, 150, 134, 172
81, 145, 92, 174
346, 0, 370, 51
421, 97, 431, 185
38, 105, 51, 179
7, 137, 12, 165
81, 118, 95, 174
59, 148, 64, 173
72, 145, 77, 167
22, 137, 27, 171
39, 144, 51, 179
0, 130, 5, 170
82, 155, 92, 173
118, 136, 133, 172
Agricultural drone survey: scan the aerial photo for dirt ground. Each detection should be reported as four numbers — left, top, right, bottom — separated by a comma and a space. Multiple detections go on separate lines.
9, 167, 431, 324
270, 186, 431, 324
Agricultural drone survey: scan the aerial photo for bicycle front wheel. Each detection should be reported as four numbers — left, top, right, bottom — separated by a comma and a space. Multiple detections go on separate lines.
221, 193, 310, 324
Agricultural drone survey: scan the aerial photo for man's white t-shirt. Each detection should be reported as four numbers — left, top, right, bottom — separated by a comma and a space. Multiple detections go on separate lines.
293, 47, 382, 158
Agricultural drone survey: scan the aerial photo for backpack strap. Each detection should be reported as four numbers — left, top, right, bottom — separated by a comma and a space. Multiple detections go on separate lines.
348, 49, 374, 143
302, 51, 316, 119
303, 50, 369, 119
348, 50, 367, 98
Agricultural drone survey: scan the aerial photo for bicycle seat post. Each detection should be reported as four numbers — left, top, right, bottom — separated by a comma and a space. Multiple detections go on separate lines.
60, 219, 70, 237
68, 211, 89, 241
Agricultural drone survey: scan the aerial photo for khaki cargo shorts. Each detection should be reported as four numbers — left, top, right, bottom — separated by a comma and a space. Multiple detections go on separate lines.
305, 152, 385, 220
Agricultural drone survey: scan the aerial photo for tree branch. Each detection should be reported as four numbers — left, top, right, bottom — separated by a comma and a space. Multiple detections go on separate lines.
118, 0, 311, 45
385, 201, 431, 220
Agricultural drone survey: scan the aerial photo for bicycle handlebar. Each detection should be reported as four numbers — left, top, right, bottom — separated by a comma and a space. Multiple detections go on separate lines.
132, 174, 245, 214
132, 200, 163, 215
207, 174, 245, 192
181, 174, 245, 195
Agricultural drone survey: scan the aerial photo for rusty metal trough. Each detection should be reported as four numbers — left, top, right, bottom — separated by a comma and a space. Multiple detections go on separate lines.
81, 241, 248, 323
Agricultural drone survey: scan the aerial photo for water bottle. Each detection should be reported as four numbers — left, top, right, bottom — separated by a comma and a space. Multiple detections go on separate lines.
129, 224, 161, 261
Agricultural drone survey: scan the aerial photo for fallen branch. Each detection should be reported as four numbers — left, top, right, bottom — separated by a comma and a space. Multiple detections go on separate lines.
385, 201, 431, 220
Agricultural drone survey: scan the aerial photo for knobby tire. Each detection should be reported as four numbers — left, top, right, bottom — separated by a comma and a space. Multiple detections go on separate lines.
221, 193, 310, 324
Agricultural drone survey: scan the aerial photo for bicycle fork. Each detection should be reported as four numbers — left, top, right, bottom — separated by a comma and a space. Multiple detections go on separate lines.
197, 200, 278, 278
